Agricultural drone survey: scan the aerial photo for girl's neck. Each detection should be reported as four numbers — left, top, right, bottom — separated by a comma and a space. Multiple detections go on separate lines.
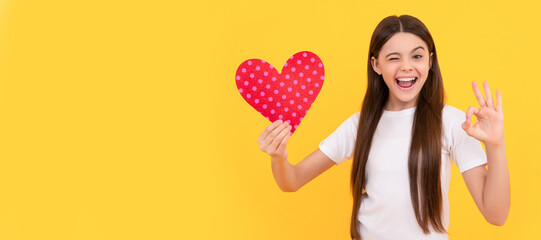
384, 99, 418, 112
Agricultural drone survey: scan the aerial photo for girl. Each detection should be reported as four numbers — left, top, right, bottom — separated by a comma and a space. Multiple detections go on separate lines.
257, 15, 509, 239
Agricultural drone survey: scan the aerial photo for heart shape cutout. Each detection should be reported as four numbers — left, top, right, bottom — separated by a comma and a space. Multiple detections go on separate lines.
235, 51, 324, 134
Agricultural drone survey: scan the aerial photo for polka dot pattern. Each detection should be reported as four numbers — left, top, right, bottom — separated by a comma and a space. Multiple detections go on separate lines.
235, 51, 325, 134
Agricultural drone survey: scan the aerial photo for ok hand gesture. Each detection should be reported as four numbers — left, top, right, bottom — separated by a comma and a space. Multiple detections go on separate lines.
462, 81, 505, 148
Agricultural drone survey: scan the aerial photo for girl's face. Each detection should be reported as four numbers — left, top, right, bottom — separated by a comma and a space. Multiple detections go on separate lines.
371, 32, 433, 111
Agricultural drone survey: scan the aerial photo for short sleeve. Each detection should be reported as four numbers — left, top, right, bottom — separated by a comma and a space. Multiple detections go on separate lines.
318, 112, 359, 166
449, 116, 488, 173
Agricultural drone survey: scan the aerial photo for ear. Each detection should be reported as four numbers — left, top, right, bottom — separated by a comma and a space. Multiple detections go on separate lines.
429, 52, 434, 69
371, 56, 381, 75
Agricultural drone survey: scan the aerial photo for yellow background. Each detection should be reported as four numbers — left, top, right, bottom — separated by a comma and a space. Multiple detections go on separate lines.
0, 0, 539, 239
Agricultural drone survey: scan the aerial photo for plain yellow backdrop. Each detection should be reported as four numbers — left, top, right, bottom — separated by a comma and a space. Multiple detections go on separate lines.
0, 0, 540, 239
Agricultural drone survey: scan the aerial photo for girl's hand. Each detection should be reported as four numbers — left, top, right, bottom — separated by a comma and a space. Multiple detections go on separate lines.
462, 81, 505, 148
257, 120, 293, 162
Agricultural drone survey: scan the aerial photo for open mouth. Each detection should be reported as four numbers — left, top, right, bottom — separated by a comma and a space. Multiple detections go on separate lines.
396, 77, 417, 90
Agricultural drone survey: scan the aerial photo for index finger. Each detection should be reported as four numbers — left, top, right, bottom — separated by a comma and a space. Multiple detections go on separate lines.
472, 81, 486, 107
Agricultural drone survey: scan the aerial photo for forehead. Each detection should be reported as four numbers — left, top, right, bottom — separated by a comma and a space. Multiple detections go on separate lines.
379, 32, 428, 56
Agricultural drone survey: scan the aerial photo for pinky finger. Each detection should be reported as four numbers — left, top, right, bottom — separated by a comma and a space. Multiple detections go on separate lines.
496, 89, 503, 112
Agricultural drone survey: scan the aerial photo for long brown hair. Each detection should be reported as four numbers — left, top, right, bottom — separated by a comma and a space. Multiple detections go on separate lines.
350, 15, 445, 239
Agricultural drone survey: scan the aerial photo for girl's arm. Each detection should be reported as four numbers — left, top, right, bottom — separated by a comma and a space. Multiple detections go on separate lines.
271, 149, 335, 192
461, 81, 510, 226
258, 120, 336, 192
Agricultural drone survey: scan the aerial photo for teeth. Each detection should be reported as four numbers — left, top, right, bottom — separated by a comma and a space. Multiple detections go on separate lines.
396, 77, 416, 82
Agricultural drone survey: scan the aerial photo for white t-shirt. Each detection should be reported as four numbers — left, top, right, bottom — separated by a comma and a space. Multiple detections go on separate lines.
319, 105, 487, 240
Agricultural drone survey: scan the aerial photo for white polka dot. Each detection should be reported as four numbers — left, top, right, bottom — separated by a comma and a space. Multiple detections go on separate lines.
295, 92, 300, 97
303, 97, 308, 102
299, 72, 304, 77
292, 112, 297, 117
301, 85, 306, 90
305, 110, 308, 114
242, 68, 246, 73
250, 73, 254, 78
266, 84, 271, 89
290, 100, 294, 104
264, 71, 268, 76
270, 65, 274, 69
279, 82, 285, 87
293, 80, 298, 85
291, 67, 296, 72
294, 125, 298, 129
298, 105, 302, 110
255, 99, 259, 104
239, 88, 243, 93
300, 117, 303, 121
276, 102, 281, 107
297, 60, 301, 64
320, 76, 325, 80
309, 90, 314, 95
263, 104, 267, 109
287, 87, 292, 92
303, 52, 307, 57
286, 74, 290, 79
257, 79, 263, 84
247, 94, 251, 98
236, 76, 241, 80
256, 66, 260, 71
305, 65, 309, 70
266, 116, 270, 120
272, 77, 277, 81
279, 115, 283, 119
284, 107, 289, 112
261, 60, 266, 63
248, 61, 252, 65
260, 92, 265, 96
284, 62, 288, 67
252, 86, 257, 91
286, 120, 291, 124
244, 81, 249, 86
312, 70, 317, 75
315, 83, 319, 87
274, 89, 279, 94
271, 109, 275, 114
307, 78, 311, 82
268, 97, 273, 101
310, 58, 315, 62
318, 63, 323, 68
282, 95, 287, 99
290, 55, 294, 59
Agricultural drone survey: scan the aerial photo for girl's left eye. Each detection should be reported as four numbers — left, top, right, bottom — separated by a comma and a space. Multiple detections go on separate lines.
413, 55, 423, 59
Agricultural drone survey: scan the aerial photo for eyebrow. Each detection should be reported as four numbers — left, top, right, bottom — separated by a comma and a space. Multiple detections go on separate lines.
385, 46, 425, 58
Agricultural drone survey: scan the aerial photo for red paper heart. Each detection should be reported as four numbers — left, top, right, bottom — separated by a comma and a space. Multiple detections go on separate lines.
235, 51, 324, 134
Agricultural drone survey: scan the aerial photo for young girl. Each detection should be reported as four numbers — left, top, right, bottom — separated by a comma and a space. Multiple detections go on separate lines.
257, 15, 509, 239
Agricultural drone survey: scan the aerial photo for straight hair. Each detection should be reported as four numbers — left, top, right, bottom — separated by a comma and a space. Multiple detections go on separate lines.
350, 15, 446, 239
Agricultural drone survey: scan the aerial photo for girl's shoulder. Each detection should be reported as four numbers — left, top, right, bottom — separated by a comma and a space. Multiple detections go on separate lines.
442, 104, 468, 131
443, 104, 466, 121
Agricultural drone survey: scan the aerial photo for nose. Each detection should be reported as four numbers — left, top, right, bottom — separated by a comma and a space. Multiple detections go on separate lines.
400, 59, 414, 72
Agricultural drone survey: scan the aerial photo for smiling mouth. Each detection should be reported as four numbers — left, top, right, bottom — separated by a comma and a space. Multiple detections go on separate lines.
396, 77, 417, 90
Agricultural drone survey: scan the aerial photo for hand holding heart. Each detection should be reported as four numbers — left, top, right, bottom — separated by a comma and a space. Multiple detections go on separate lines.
462, 81, 505, 148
